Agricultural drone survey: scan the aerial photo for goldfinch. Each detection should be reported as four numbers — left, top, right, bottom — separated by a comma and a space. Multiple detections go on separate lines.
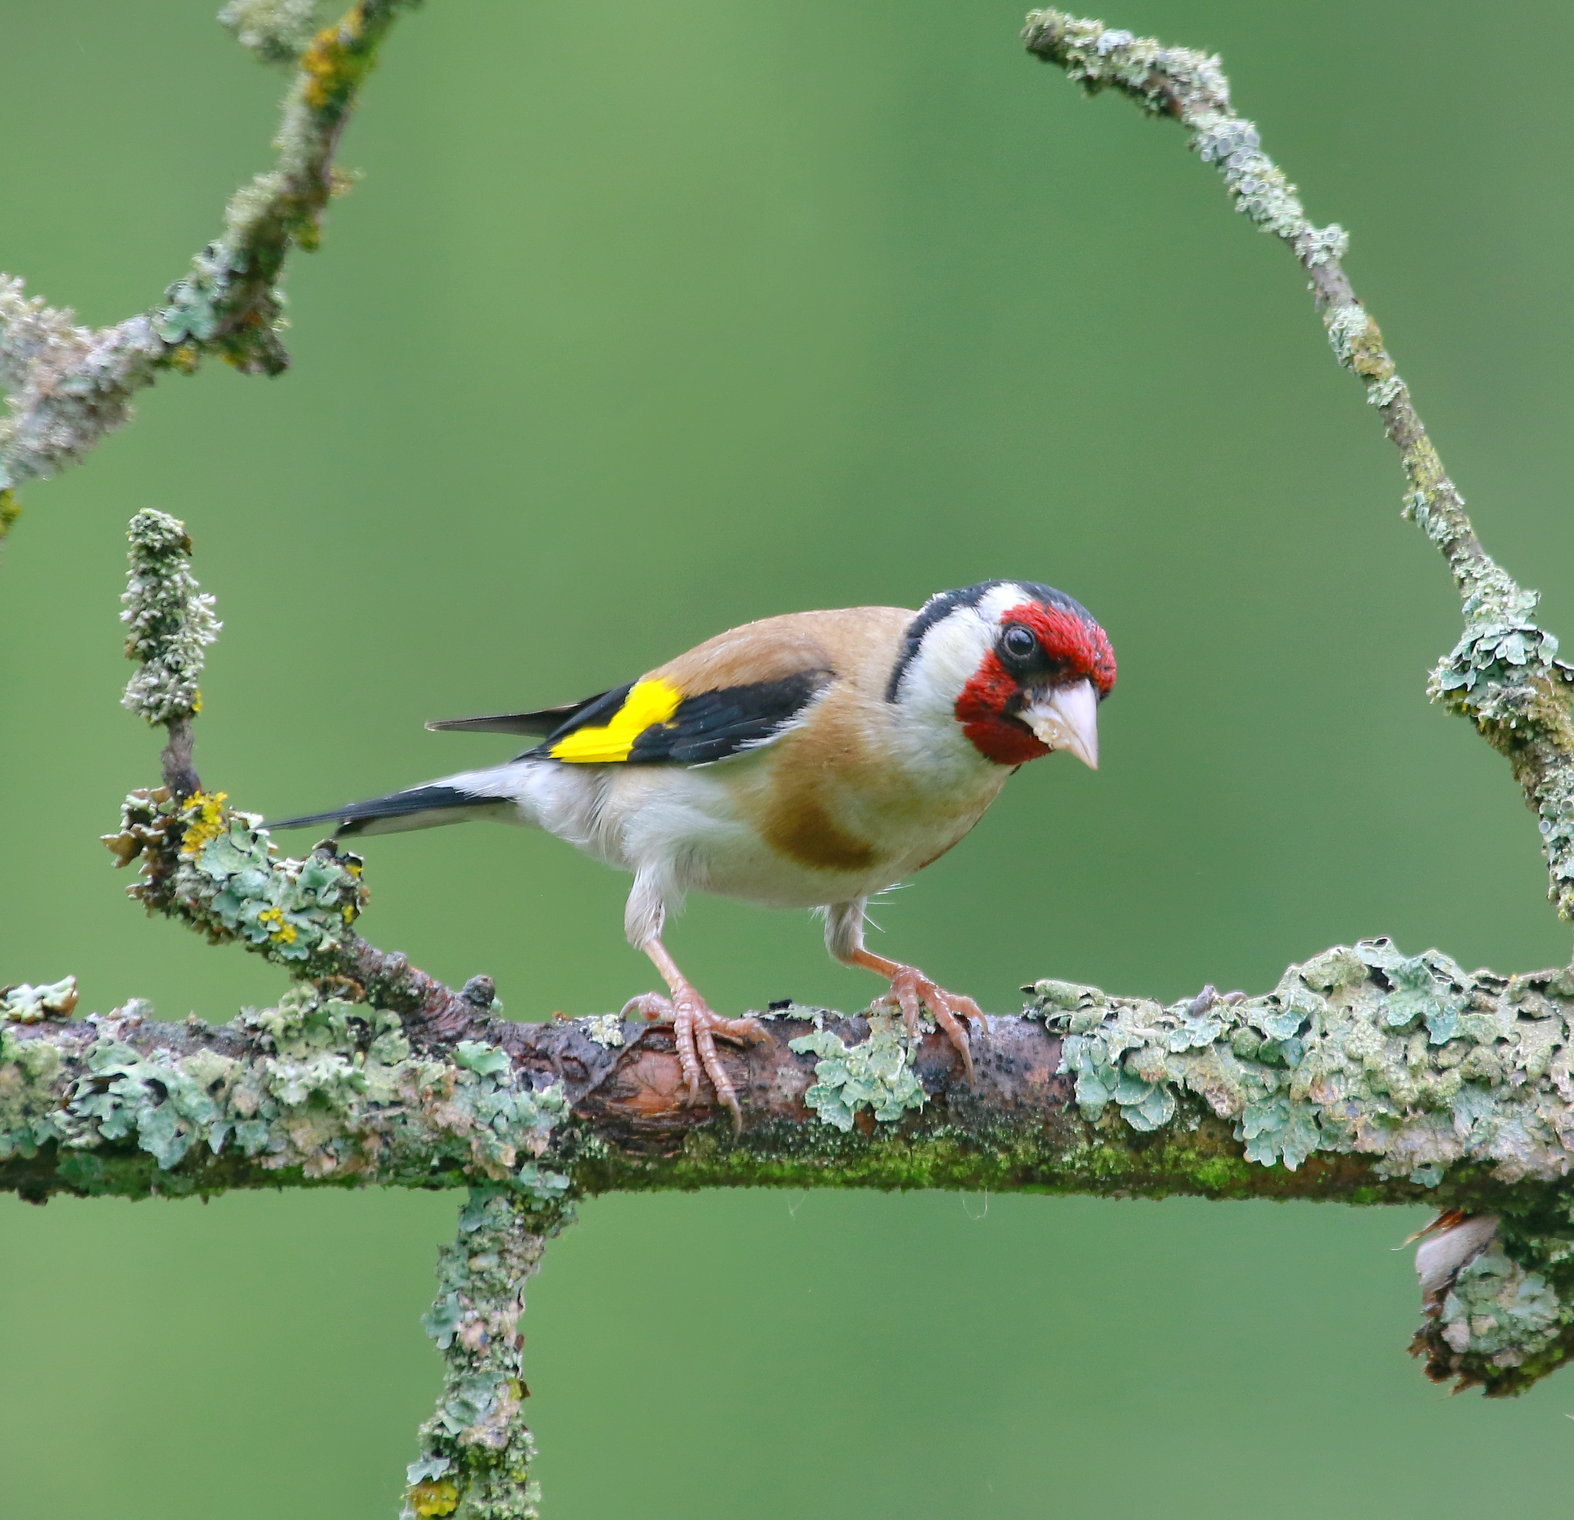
271, 580, 1115, 1123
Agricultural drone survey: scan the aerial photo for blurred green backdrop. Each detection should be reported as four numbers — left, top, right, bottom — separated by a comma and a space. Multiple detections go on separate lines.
5, 1, 1574, 1515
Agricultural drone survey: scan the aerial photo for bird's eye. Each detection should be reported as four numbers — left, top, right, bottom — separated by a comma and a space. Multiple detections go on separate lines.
1000, 625, 1038, 662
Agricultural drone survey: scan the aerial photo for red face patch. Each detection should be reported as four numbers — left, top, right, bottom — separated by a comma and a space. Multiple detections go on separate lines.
1002, 602, 1117, 694
955, 650, 1051, 765
954, 600, 1116, 766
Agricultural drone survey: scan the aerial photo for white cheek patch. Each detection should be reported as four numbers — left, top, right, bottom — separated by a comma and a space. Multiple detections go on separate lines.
902, 608, 989, 718
898, 582, 1032, 718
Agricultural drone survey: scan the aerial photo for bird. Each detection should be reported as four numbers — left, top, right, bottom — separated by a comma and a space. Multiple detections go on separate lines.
268, 580, 1115, 1125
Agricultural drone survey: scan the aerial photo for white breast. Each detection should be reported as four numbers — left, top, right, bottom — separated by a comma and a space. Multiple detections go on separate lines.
440, 731, 1009, 915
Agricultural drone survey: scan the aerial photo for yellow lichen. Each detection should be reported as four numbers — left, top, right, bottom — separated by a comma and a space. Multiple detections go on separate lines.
256, 907, 298, 945
406, 1479, 459, 1517
300, 4, 366, 110
301, 29, 341, 110
178, 791, 230, 856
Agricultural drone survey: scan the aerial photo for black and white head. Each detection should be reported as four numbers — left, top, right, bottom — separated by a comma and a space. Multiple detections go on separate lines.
887, 581, 1117, 767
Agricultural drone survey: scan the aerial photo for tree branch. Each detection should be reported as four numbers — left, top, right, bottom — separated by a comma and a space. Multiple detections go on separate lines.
8, 942, 1574, 1399
44, 7, 1574, 1430
1021, 11, 1574, 923
406, 1191, 567, 1520
118, 510, 220, 798
0, 0, 420, 531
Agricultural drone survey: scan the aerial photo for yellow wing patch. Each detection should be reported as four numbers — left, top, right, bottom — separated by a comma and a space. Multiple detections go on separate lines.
547, 678, 682, 763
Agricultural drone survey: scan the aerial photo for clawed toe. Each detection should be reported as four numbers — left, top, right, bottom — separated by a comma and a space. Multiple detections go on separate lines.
710, 1013, 773, 1048
677, 1003, 762, 1128
875, 969, 979, 1081
620, 992, 674, 1021
622, 991, 767, 1130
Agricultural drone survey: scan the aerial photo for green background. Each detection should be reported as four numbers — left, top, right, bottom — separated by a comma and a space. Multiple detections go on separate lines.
4, 1, 1574, 1515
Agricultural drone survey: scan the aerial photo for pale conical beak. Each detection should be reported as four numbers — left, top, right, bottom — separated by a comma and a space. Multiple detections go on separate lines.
1021, 678, 1100, 769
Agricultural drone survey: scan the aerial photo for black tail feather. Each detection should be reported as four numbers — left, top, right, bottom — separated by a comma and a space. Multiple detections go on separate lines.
266, 784, 480, 838
425, 687, 621, 738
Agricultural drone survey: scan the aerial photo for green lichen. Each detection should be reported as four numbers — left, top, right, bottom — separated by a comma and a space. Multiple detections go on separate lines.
153, 246, 229, 347
238, 988, 569, 1193
68, 1039, 234, 1169
454, 1041, 511, 1077
0, 1022, 66, 1161
0, 981, 572, 1198
788, 1013, 926, 1131
1368, 374, 1405, 408
1040, 938, 1574, 1181
1431, 584, 1568, 729
1436, 1249, 1563, 1368
119, 509, 220, 725
108, 788, 369, 969
194, 823, 362, 959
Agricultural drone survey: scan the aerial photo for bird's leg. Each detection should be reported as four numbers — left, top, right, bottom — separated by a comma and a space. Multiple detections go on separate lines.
621, 938, 770, 1128
824, 901, 979, 1076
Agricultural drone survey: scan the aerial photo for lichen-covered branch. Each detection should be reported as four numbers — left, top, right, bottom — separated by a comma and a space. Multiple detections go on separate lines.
405, 1192, 569, 1520
7, 944, 1574, 1398
1022, 11, 1574, 920
119, 510, 221, 797
0, 0, 420, 528
102, 783, 548, 1058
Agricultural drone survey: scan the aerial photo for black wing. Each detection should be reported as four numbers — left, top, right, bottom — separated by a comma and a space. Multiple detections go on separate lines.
521, 670, 833, 765
626, 671, 833, 763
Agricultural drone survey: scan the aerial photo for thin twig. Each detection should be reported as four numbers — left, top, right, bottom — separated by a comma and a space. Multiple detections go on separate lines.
119, 511, 219, 798
1023, 11, 1574, 921
0, 1, 422, 525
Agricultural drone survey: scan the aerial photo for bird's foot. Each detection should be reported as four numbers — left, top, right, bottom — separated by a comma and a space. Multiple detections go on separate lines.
620, 991, 772, 1128
873, 965, 980, 1080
